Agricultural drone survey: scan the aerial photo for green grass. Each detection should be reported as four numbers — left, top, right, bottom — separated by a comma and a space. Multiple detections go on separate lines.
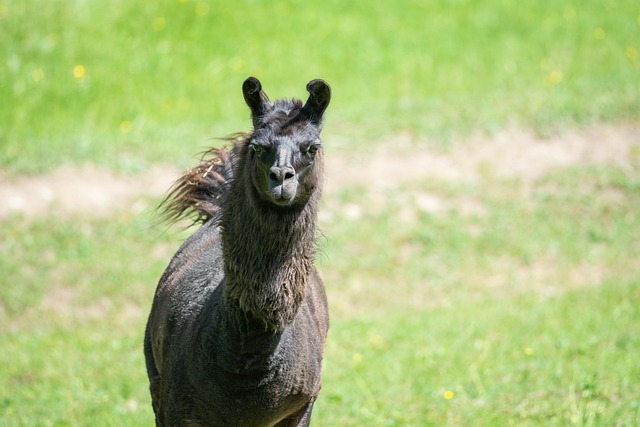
319, 280, 640, 426
2, 0, 640, 425
313, 166, 640, 425
2, 0, 639, 173
2, 161, 639, 425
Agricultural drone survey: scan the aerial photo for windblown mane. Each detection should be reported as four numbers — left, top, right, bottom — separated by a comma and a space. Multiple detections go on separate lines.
158, 133, 246, 226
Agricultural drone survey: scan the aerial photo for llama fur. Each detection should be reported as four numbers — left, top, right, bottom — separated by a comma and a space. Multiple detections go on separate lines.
144, 77, 331, 426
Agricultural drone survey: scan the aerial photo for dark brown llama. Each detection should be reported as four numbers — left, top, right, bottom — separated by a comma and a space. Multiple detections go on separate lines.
144, 77, 331, 426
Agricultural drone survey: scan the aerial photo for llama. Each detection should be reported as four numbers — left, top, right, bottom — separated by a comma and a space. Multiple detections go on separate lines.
144, 77, 331, 426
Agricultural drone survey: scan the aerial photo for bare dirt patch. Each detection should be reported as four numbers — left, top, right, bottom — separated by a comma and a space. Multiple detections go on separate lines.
321, 123, 639, 220
0, 123, 637, 219
2, 124, 637, 319
324, 123, 639, 192
0, 164, 179, 219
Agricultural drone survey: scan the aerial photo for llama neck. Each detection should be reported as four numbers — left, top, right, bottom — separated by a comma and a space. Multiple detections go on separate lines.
220, 169, 319, 331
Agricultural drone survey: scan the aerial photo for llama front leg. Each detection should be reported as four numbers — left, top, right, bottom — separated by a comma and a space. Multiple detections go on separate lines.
144, 327, 164, 426
276, 401, 316, 427
149, 378, 164, 426
295, 402, 315, 427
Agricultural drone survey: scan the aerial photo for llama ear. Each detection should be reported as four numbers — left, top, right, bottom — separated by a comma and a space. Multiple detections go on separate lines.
242, 77, 271, 127
301, 79, 331, 124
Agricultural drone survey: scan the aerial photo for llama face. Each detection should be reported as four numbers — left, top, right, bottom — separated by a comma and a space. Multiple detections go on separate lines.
243, 77, 330, 208
249, 125, 322, 207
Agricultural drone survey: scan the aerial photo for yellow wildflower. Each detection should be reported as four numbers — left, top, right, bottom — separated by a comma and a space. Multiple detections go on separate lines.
369, 334, 384, 347
545, 70, 562, 86
444, 390, 454, 400
153, 17, 166, 31
120, 120, 133, 134
73, 65, 86, 79
32, 68, 45, 82
593, 27, 605, 40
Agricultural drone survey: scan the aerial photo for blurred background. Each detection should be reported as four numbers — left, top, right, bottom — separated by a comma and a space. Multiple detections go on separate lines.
1, 1, 639, 425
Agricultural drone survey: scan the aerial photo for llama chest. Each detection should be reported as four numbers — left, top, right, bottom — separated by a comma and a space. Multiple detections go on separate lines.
169, 307, 324, 425
172, 343, 322, 427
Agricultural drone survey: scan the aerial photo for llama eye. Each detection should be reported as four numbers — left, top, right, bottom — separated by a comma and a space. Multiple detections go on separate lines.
250, 144, 265, 155
306, 145, 320, 155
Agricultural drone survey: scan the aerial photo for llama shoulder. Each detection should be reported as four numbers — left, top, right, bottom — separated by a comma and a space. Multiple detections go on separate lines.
154, 221, 224, 323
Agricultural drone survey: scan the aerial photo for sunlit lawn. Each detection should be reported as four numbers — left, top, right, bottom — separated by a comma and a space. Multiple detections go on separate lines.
1, 0, 639, 173
2, 0, 640, 425
2, 161, 639, 425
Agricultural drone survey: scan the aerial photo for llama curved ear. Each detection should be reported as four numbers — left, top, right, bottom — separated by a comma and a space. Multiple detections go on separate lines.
242, 77, 271, 127
301, 79, 331, 124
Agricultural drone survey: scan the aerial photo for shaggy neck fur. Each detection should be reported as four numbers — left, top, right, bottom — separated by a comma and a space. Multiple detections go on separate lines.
220, 141, 322, 332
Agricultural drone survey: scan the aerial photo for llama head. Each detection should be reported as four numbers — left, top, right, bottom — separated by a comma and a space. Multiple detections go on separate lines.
242, 77, 331, 208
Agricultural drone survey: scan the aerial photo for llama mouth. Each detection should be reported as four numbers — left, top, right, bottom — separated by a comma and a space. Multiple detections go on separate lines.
269, 184, 297, 205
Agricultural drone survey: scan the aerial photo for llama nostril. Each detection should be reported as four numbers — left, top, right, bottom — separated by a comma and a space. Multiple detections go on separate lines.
270, 167, 295, 184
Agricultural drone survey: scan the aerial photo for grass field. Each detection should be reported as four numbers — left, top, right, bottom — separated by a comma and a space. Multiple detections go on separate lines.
2, 1, 640, 426
2, 0, 639, 173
